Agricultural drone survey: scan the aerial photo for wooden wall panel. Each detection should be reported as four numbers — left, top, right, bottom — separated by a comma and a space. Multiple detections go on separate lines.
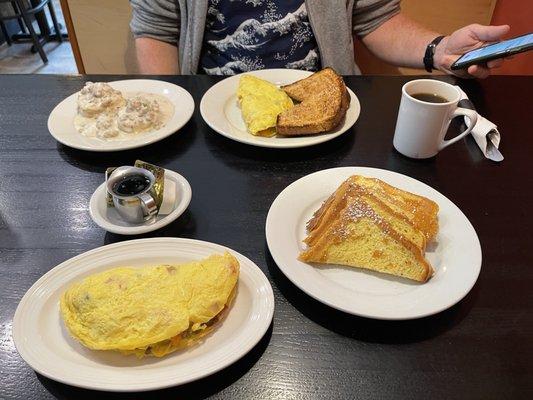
65, 0, 138, 74
355, 0, 498, 75
490, 0, 533, 75
59, 0, 84, 73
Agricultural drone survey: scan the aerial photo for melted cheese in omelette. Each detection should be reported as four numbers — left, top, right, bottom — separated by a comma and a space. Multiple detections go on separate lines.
237, 75, 293, 137
60, 252, 239, 358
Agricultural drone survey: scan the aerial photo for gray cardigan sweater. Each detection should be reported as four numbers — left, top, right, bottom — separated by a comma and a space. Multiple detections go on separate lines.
130, 0, 400, 75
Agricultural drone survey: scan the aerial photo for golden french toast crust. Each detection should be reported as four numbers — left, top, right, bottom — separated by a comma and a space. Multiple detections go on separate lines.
307, 192, 337, 232
305, 198, 427, 252
305, 181, 428, 251
300, 198, 432, 282
300, 175, 438, 283
349, 176, 439, 241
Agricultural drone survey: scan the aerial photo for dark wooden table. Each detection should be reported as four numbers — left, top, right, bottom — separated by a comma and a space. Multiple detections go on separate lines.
0, 74, 532, 400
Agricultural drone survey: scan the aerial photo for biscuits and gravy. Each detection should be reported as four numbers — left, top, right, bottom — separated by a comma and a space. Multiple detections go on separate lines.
74, 82, 174, 140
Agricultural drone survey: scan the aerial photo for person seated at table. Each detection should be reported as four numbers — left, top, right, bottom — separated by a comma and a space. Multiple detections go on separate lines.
129, 0, 509, 79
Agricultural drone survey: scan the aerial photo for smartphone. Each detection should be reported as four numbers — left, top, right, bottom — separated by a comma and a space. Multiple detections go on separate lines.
451, 32, 533, 70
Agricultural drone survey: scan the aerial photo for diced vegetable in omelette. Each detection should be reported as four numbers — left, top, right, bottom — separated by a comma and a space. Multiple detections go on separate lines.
237, 75, 293, 137
60, 252, 239, 358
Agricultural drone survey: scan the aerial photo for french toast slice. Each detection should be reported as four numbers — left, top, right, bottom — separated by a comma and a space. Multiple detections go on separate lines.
299, 196, 434, 283
304, 188, 427, 251
276, 68, 350, 136
308, 176, 439, 242
348, 176, 439, 241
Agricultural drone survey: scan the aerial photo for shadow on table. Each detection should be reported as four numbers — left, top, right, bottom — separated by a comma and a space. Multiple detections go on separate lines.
36, 322, 273, 400
204, 122, 357, 166
57, 119, 197, 173
0, 210, 24, 264
102, 209, 197, 245
266, 244, 477, 344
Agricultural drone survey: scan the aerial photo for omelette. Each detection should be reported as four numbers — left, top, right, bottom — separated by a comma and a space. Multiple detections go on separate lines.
237, 75, 293, 137
60, 252, 239, 358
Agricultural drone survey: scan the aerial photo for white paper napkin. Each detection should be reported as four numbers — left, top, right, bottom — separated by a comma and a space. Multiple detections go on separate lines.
457, 86, 504, 162
159, 178, 176, 215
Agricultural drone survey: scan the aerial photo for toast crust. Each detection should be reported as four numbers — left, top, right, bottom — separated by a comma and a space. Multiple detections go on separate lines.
276, 68, 350, 136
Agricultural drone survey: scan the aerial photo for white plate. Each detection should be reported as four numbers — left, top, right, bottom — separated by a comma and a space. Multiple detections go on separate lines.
48, 79, 195, 152
12, 238, 274, 392
266, 167, 482, 320
89, 169, 192, 235
199, 69, 360, 148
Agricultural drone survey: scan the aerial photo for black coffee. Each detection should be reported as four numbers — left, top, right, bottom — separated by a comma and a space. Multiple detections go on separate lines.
113, 174, 151, 196
411, 93, 449, 103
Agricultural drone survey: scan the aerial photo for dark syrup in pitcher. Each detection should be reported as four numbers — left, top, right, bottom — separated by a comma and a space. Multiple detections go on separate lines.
113, 174, 151, 196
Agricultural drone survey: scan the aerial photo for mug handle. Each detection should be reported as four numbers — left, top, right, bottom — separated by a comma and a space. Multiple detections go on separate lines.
438, 108, 478, 150
139, 192, 158, 221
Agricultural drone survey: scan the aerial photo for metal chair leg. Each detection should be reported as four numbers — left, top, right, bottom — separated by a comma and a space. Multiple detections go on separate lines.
10, 1, 27, 34
0, 19, 12, 46
47, 0, 62, 43
17, 3, 48, 63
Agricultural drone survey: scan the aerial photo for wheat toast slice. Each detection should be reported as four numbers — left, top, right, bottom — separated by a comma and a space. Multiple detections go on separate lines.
281, 68, 346, 102
276, 68, 350, 136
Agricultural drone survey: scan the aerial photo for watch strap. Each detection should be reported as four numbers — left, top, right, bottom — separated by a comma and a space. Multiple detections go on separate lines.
424, 35, 445, 73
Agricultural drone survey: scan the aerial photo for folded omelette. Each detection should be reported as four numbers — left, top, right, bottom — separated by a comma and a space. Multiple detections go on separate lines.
60, 252, 239, 358
237, 75, 293, 137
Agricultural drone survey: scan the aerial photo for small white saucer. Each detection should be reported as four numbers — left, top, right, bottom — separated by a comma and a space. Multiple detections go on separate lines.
89, 169, 192, 235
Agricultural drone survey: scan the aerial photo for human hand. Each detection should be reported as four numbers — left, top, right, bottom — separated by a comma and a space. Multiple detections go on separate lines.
434, 24, 510, 79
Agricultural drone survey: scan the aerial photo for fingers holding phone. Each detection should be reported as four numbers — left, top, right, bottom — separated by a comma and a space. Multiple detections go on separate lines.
433, 25, 531, 79
451, 32, 533, 72
466, 65, 491, 79
464, 52, 515, 79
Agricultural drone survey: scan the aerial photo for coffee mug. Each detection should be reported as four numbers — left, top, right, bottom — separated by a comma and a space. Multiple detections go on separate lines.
393, 79, 478, 159
107, 166, 158, 224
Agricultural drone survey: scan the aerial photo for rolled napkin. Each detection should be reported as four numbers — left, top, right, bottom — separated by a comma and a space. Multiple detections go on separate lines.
456, 86, 504, 162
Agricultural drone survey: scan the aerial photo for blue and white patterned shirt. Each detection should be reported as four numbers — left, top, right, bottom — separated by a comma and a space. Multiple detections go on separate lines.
201, 0, 321, 75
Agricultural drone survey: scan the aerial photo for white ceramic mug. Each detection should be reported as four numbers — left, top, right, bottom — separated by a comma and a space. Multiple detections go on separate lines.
393, 79, 478, 159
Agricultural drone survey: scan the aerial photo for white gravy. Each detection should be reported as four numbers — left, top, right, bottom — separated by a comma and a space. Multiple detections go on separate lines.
74, 91, 174, 141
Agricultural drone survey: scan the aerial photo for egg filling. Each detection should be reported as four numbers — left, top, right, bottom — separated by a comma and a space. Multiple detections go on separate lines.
60, 253, 239, 358
237, 75, 294, 136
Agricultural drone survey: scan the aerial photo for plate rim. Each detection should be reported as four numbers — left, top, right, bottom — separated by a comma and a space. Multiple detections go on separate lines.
12, 237, 275, 391
47, 79, 195, 152
265, 166, 482, 320
88, 169, 192, 235
199, 69, 360, 149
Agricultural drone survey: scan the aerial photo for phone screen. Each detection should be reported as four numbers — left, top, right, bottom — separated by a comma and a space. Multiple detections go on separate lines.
457, 33, 533, 64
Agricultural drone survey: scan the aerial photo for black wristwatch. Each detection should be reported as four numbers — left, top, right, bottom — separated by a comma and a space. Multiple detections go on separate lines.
424, 35, 445, 73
